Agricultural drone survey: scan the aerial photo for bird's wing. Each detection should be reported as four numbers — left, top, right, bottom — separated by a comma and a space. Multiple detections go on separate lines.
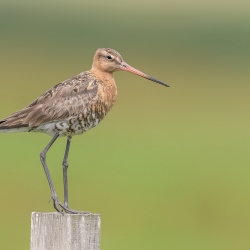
0, 72, 100, 129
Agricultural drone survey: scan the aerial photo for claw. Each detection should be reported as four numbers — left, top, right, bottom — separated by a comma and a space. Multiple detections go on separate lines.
52, 196, 91, 214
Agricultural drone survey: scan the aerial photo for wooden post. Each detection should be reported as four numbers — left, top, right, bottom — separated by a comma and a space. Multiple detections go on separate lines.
30, 212, 101, 250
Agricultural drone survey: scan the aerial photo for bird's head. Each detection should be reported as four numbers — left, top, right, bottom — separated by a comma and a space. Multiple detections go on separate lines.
92, 48, 169, 87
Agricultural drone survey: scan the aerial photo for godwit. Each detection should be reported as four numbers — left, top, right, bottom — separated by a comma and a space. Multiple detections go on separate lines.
0, 48, 169, 213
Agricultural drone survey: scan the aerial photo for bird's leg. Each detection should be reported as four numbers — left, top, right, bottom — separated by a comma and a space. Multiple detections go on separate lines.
40, 133, 91, 215
40, 133, 77, 214
62, 136, 71, 208
40, 132, 60, 207
61, 136, 91, 214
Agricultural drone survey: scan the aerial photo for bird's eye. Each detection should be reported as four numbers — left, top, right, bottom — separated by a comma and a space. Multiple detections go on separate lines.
106, 55, 113, 60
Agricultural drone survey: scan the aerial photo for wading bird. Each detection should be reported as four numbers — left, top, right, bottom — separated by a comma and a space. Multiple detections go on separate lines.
0, 48, 169, 213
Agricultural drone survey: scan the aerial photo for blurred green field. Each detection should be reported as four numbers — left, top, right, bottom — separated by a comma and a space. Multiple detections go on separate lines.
0, 1, 250, 249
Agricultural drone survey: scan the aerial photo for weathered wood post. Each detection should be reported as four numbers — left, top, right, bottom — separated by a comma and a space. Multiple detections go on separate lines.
30, 212, 101, 250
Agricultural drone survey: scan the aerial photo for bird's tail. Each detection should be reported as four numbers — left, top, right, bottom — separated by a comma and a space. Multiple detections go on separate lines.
0, 110, 30, 133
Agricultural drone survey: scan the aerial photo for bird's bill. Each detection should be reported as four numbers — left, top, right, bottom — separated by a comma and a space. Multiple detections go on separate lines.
118, 62, 169, 87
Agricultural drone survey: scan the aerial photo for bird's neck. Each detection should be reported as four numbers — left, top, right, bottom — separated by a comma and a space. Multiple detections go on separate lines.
90, 68, 114, 84
90, 68, 117, 111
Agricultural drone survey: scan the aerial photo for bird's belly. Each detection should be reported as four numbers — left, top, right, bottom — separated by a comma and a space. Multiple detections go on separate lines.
32, 116, 102, 137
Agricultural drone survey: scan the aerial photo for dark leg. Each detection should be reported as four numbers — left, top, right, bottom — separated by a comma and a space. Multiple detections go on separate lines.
40, 132, 59, 207
40, 133, 86, 214
62, 136, 71, 208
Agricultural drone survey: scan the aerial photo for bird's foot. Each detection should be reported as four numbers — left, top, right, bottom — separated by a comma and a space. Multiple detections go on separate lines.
48, 196, 91, 215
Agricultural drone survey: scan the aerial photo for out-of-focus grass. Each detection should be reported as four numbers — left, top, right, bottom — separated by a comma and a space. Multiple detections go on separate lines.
0, 1, 250, 250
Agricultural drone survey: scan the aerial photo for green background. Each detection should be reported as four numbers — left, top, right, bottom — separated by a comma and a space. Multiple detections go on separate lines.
0, 1, 250, 249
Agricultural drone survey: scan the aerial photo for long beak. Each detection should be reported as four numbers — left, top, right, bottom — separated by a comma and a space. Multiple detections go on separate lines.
118, 62, 170, 87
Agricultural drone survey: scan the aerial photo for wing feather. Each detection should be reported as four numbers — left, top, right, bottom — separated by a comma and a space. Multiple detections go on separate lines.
0, 71, 99, 130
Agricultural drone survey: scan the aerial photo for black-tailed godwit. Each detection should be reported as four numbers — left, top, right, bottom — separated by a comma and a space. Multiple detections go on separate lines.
0, 48, 169, 213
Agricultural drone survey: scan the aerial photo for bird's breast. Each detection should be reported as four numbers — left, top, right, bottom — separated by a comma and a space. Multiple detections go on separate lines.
97, 79, 117, 111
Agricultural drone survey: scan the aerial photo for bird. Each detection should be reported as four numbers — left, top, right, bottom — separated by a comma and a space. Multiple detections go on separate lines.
0, 48, 169, 214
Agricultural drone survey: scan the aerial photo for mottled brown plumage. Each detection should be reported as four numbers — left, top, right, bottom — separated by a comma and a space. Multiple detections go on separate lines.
0, 48, 169, 213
